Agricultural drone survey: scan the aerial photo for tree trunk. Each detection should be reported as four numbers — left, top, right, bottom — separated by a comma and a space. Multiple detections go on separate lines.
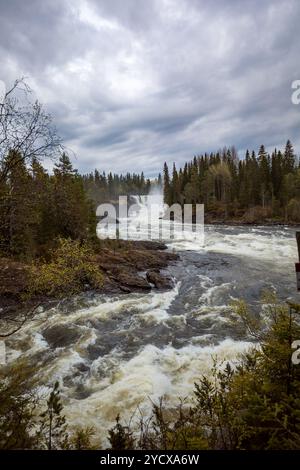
296, 232, 300, 262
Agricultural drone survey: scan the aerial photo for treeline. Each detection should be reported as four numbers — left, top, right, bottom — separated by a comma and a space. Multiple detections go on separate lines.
0, 151, 151, 261
163, 141, 300, 222
0, 151, 95, 260
82, 170, 152, 206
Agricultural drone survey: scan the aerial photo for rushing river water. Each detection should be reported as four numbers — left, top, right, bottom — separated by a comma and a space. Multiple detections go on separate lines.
5, 195, 299, 442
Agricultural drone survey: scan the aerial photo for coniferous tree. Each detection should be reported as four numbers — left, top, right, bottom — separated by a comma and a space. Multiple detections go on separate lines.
283, 140, 296, 174
2, 151, 36, 258
163, 162, 172, 206
163, 141, 298, 222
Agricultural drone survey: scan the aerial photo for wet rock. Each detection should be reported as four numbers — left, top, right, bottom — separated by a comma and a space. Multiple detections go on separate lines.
146, 270, 173, 289
43, 324, 81, 348
75, 362, 90, 373
120, 285, 132, 293
130, 240, 168, 251
111, 270, 151, 291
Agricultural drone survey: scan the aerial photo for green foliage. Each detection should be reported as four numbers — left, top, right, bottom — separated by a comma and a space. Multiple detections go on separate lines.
0, 151, 38, 259
287, 198, 300, 222
38, 381, 68, 450
0, 369, 98, 450
27, 238, 103, 298
108, 415, 135, 450
70, 426, 97, 450
0, 360, 39, 449
0, 152, 99, 259
82, 169, 151, 206
163, 141, 300, 222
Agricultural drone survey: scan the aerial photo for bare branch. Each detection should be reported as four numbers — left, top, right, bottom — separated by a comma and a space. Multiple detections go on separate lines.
0, 78, 63, 182
0, 303, 41, 338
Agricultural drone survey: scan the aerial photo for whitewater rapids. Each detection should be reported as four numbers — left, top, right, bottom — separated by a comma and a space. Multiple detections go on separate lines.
5, 194, 299, 443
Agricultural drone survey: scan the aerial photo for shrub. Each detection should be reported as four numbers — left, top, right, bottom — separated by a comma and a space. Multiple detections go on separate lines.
287, 198, 300, 222
27, 238, 103, 298
242, 205, 273, 223
0, 360, 39, 449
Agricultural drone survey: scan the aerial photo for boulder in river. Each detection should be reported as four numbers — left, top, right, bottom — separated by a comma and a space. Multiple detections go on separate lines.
146, 269, 173, 289
43, 324, 81, 348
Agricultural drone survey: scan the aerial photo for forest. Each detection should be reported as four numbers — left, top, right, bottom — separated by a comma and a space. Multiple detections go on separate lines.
163, 142, 300, 223
0, 151, 153, 261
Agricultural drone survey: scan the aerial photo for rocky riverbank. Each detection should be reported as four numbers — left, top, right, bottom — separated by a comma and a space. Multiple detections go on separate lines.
0, 240, 179, 315
94, 240, 178, 293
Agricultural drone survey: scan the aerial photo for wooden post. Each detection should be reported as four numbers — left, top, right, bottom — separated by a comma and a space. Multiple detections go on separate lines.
296, 232, 300, 291
297, 232, 300, 262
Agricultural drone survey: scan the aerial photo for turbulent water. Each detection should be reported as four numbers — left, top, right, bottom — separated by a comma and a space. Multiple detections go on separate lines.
6, 194, 299, 443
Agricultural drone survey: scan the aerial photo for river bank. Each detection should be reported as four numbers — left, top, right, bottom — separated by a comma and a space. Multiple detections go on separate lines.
204, 210, 300, 226
205, 217, 300, 227
0, 240, 179, 316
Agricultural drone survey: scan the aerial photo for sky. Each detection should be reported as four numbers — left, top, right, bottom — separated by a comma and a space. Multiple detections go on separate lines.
0, 0, 299, 177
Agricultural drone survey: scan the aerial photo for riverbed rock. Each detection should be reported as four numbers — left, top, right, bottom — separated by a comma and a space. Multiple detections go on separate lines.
110, 270, 151, 291
119, 285, 132, 293
42, 324, 82, 348
146, 269, 174, 289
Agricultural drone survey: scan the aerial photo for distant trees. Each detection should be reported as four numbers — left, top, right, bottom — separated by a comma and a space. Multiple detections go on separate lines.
163, 162, 171, 206
163, 141, 300, 222
82, 169, 151, 206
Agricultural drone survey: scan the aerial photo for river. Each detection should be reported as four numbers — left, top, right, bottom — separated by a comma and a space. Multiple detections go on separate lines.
5, 195, 298, 443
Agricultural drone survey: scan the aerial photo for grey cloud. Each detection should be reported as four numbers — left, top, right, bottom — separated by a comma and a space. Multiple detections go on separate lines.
0, 0, 299, 176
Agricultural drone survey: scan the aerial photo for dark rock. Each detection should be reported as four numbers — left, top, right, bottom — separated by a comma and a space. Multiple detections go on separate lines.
120, 285, 132, 293
130, 240, 168, 251
146, 270, 174, 290
112, 270, 151, 291
0, 239, 179, 314
75, 362, 90, 373
43, 324, 81, 348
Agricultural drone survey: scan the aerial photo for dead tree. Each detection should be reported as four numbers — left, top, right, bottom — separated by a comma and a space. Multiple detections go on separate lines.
0, 78, 62, 182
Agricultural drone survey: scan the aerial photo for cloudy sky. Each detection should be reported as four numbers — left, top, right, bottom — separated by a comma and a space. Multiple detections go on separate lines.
0, 0, 299, 176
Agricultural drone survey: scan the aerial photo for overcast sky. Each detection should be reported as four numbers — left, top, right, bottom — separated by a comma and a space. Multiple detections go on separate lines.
0, 0, 299, 176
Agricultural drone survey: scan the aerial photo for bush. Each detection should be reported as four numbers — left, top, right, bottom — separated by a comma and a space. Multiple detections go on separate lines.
287, 198, 300, 223
27, 238, 103, 298
0, 360, 39, 449
242, 205, 273, 223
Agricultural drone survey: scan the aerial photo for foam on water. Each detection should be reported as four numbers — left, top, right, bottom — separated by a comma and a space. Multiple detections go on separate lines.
62, 337, 254, 445
4, 194, 298, 442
